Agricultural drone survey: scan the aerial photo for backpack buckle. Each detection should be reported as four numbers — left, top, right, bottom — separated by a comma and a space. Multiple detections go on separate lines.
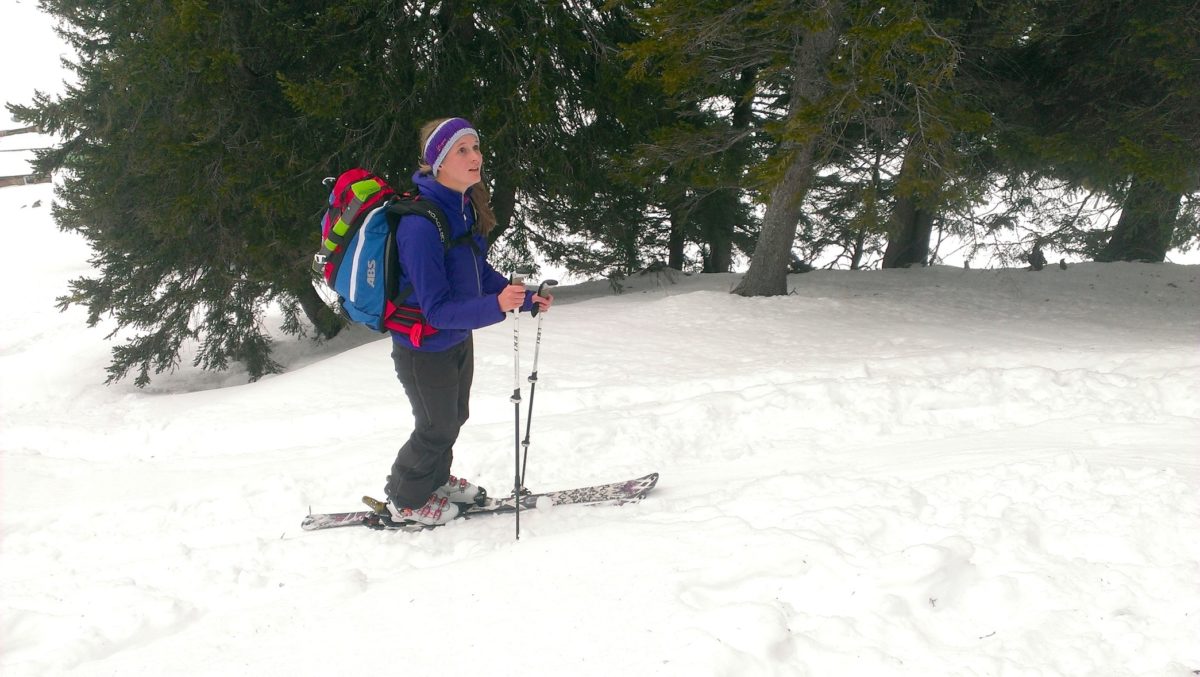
311, 252, 327, 275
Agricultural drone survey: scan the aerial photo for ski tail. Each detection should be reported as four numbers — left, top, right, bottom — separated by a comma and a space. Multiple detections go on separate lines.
362, 496, 387, 514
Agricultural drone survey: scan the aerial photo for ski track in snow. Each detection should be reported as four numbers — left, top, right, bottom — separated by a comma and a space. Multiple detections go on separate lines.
2, 180, 1199, 676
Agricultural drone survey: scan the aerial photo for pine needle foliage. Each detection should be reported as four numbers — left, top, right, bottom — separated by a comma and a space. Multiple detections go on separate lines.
11, 0, 662, 385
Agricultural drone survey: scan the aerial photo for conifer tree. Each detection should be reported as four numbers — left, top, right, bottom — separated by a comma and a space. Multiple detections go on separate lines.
999, 0, 1200, 262
12, 0, 661, 384
626, 0, 846, 292
12, 0, 339, 385
627, 0, 1001, 290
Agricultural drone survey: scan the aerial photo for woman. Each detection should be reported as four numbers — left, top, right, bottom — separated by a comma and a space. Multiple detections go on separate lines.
384, 116, 552, 526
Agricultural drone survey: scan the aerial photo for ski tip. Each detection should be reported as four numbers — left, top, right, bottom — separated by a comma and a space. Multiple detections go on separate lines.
621, 472, 659, 498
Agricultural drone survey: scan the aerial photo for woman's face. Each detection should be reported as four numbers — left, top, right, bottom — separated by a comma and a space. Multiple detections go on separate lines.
435, 133, 482, 193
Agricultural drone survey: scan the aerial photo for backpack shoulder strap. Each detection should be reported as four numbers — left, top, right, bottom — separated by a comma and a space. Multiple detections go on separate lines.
384, 192, 481, 310
386, 192, 478, 251
385, 195, 442, 244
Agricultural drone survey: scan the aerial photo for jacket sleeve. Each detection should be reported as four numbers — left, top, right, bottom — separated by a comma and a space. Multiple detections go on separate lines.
480, 255, 535, 312
395, 215, 506, 329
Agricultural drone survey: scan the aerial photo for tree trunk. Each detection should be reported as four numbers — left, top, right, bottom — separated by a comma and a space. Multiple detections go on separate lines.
852, 147, 883, 270
1098, 177, 1184, 263
487, 174, 518, 245
733, 1, 842, 297
661, 172, 689, 270
882, 148, 938, 268
296, 283, 343, 340
849, 229, 867, 269
881, 197, 934, 268
703, 68, 756, 274
705, 234, 733, 273
734, 159, 818, 295
667, 208, 686, 271
698, 190, 736, 272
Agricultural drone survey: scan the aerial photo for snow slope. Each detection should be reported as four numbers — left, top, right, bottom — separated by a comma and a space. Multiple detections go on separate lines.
2, 179, 1198, 676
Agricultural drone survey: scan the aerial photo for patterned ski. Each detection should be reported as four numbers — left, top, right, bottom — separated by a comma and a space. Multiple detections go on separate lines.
301, 472, 659, 532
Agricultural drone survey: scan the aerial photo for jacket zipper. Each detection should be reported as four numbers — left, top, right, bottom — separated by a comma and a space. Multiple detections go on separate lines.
464, 195, 482, 294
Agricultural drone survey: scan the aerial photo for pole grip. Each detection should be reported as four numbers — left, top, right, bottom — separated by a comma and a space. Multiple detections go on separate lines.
530, 279, 558, 317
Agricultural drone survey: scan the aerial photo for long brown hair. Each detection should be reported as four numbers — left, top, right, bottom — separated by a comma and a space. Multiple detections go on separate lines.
418, 118, 497, 235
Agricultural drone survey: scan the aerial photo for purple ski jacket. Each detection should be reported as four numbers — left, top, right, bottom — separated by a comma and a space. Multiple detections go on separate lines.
390, 171, 532, 351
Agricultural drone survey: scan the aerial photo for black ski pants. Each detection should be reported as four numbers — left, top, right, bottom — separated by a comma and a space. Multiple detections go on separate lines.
384, 336, 473, 509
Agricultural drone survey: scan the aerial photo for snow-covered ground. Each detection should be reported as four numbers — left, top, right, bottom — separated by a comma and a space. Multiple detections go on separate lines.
2, 177, 1198, 676
3, 5, 1199, 674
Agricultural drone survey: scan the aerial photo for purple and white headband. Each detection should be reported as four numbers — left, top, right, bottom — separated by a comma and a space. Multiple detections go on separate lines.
423, 117, 478, 176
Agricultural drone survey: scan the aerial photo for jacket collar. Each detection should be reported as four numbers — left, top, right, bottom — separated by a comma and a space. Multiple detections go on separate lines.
413, 172, 470, 209
412, 171, 476, 237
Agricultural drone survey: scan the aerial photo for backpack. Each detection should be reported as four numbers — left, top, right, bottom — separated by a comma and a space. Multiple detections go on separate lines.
311, 168, 470, 347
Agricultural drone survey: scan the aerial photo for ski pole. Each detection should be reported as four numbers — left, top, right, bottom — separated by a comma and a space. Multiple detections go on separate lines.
509, 269, 529, 540
520, 280, 558, 488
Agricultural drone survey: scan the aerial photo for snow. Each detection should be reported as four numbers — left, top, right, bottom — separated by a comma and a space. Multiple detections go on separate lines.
3, 6, 1199, 675
0, 2, 70, 128
2, 178, 1198, 676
